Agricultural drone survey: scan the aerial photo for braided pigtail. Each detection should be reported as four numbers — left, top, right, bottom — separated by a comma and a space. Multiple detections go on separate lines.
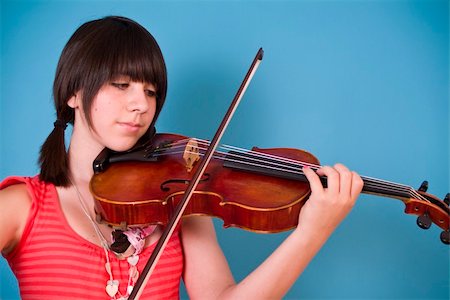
39, 116, 70, 187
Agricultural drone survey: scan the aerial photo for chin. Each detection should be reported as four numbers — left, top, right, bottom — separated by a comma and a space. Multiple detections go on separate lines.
107, 140, 139, 152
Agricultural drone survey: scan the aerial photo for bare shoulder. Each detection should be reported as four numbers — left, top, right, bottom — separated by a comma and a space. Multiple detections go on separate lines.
0, 183, 32, 253
0, 183, 31, 207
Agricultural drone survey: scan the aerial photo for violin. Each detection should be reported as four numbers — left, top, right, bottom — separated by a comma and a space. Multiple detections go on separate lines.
89, 48, 449, 298
90, 132, 450, 242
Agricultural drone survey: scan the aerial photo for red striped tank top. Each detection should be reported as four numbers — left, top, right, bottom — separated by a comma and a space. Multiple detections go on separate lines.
1, 176, 184, 299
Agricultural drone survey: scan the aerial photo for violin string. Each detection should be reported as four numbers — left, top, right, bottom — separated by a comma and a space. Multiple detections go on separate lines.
192, 139, 426, 199
180, 138, 420, 194
156, 138, 412, 192
152, 139, 428, 203
155, 138, 319, 170
154, 139, 425, 201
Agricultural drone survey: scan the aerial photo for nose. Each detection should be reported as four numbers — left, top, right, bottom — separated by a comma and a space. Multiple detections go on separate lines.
127, 84, 150, 113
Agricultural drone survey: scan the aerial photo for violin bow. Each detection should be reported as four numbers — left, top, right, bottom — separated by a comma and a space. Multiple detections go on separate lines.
128, 48, 264, 299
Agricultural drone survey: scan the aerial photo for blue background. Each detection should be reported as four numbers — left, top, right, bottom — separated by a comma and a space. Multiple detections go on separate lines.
1, 0, 448, 299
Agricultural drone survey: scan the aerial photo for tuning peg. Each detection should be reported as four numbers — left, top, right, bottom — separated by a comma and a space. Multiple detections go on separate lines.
418, 181, 428, 192
416, 213, 432, 230
444, 193, 449, 206
440, 230, 449, 245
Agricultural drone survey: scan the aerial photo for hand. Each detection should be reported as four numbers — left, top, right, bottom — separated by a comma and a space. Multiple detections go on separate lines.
297, 163, 363, 237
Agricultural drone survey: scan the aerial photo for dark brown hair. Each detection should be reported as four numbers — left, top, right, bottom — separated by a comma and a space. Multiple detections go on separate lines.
39, 16, 167, 186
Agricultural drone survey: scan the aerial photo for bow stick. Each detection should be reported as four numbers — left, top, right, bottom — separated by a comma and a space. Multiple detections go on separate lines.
129, 48, 264, 299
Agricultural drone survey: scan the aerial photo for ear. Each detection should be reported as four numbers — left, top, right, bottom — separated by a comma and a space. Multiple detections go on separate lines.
67, 92, 80, 108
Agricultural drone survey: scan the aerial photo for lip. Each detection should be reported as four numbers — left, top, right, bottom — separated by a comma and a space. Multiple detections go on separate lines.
117, 122, 143, 132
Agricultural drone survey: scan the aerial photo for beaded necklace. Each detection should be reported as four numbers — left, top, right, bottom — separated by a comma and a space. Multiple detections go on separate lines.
71, 180, 155, 299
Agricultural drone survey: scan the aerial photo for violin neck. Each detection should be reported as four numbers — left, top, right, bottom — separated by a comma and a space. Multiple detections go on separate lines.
360, 176, 413, 200
222, 152, 414, 202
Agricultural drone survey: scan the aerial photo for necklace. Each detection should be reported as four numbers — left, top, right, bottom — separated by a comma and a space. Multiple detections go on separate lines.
71, 179, 140, 300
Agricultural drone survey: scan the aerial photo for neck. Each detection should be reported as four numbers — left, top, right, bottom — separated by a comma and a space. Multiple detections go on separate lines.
67, 126, 105, 186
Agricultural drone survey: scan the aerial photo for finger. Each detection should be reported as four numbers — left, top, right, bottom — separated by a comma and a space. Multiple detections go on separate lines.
302, 166, 325, 195
350, 171, 364, 199
316, 165, 339, 194
333, 163, 352, 196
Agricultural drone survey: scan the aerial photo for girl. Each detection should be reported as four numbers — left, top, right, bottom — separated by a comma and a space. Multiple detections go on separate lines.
0, 16, 363, 299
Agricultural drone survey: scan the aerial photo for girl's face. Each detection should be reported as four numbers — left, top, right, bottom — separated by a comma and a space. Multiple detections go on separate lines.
73, 77, 158, 152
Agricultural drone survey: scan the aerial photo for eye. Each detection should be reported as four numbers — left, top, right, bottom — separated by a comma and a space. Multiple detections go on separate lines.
145, 89, 157, 98
111, 82, 129, 90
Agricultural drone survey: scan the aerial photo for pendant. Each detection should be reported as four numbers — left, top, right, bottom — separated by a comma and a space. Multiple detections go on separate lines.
127, 285, 134, 295
127, 255, 139, 266
106, 279, 119, 297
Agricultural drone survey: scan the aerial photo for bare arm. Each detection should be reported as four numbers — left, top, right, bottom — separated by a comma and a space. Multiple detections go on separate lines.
182, 163, 363, 299
181, 216, 236, 299
0, 184, 31, 254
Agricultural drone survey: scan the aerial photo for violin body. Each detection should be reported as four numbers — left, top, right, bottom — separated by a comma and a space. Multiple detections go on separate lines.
90, 132, 449, 243
90, 133, 320, 232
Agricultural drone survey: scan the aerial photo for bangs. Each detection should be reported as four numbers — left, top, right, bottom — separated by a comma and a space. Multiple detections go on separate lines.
107, 28, 165, 93
54, 16, 168, 128
90, 18, 167, 101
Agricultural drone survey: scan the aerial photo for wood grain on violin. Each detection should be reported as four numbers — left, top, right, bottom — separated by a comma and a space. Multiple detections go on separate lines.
90, 133, 450, 244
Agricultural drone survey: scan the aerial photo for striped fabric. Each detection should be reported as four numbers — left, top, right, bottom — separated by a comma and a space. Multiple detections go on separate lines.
1, 176, 184, 299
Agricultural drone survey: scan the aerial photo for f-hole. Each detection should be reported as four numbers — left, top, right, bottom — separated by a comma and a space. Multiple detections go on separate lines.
160, 173, 210, 192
